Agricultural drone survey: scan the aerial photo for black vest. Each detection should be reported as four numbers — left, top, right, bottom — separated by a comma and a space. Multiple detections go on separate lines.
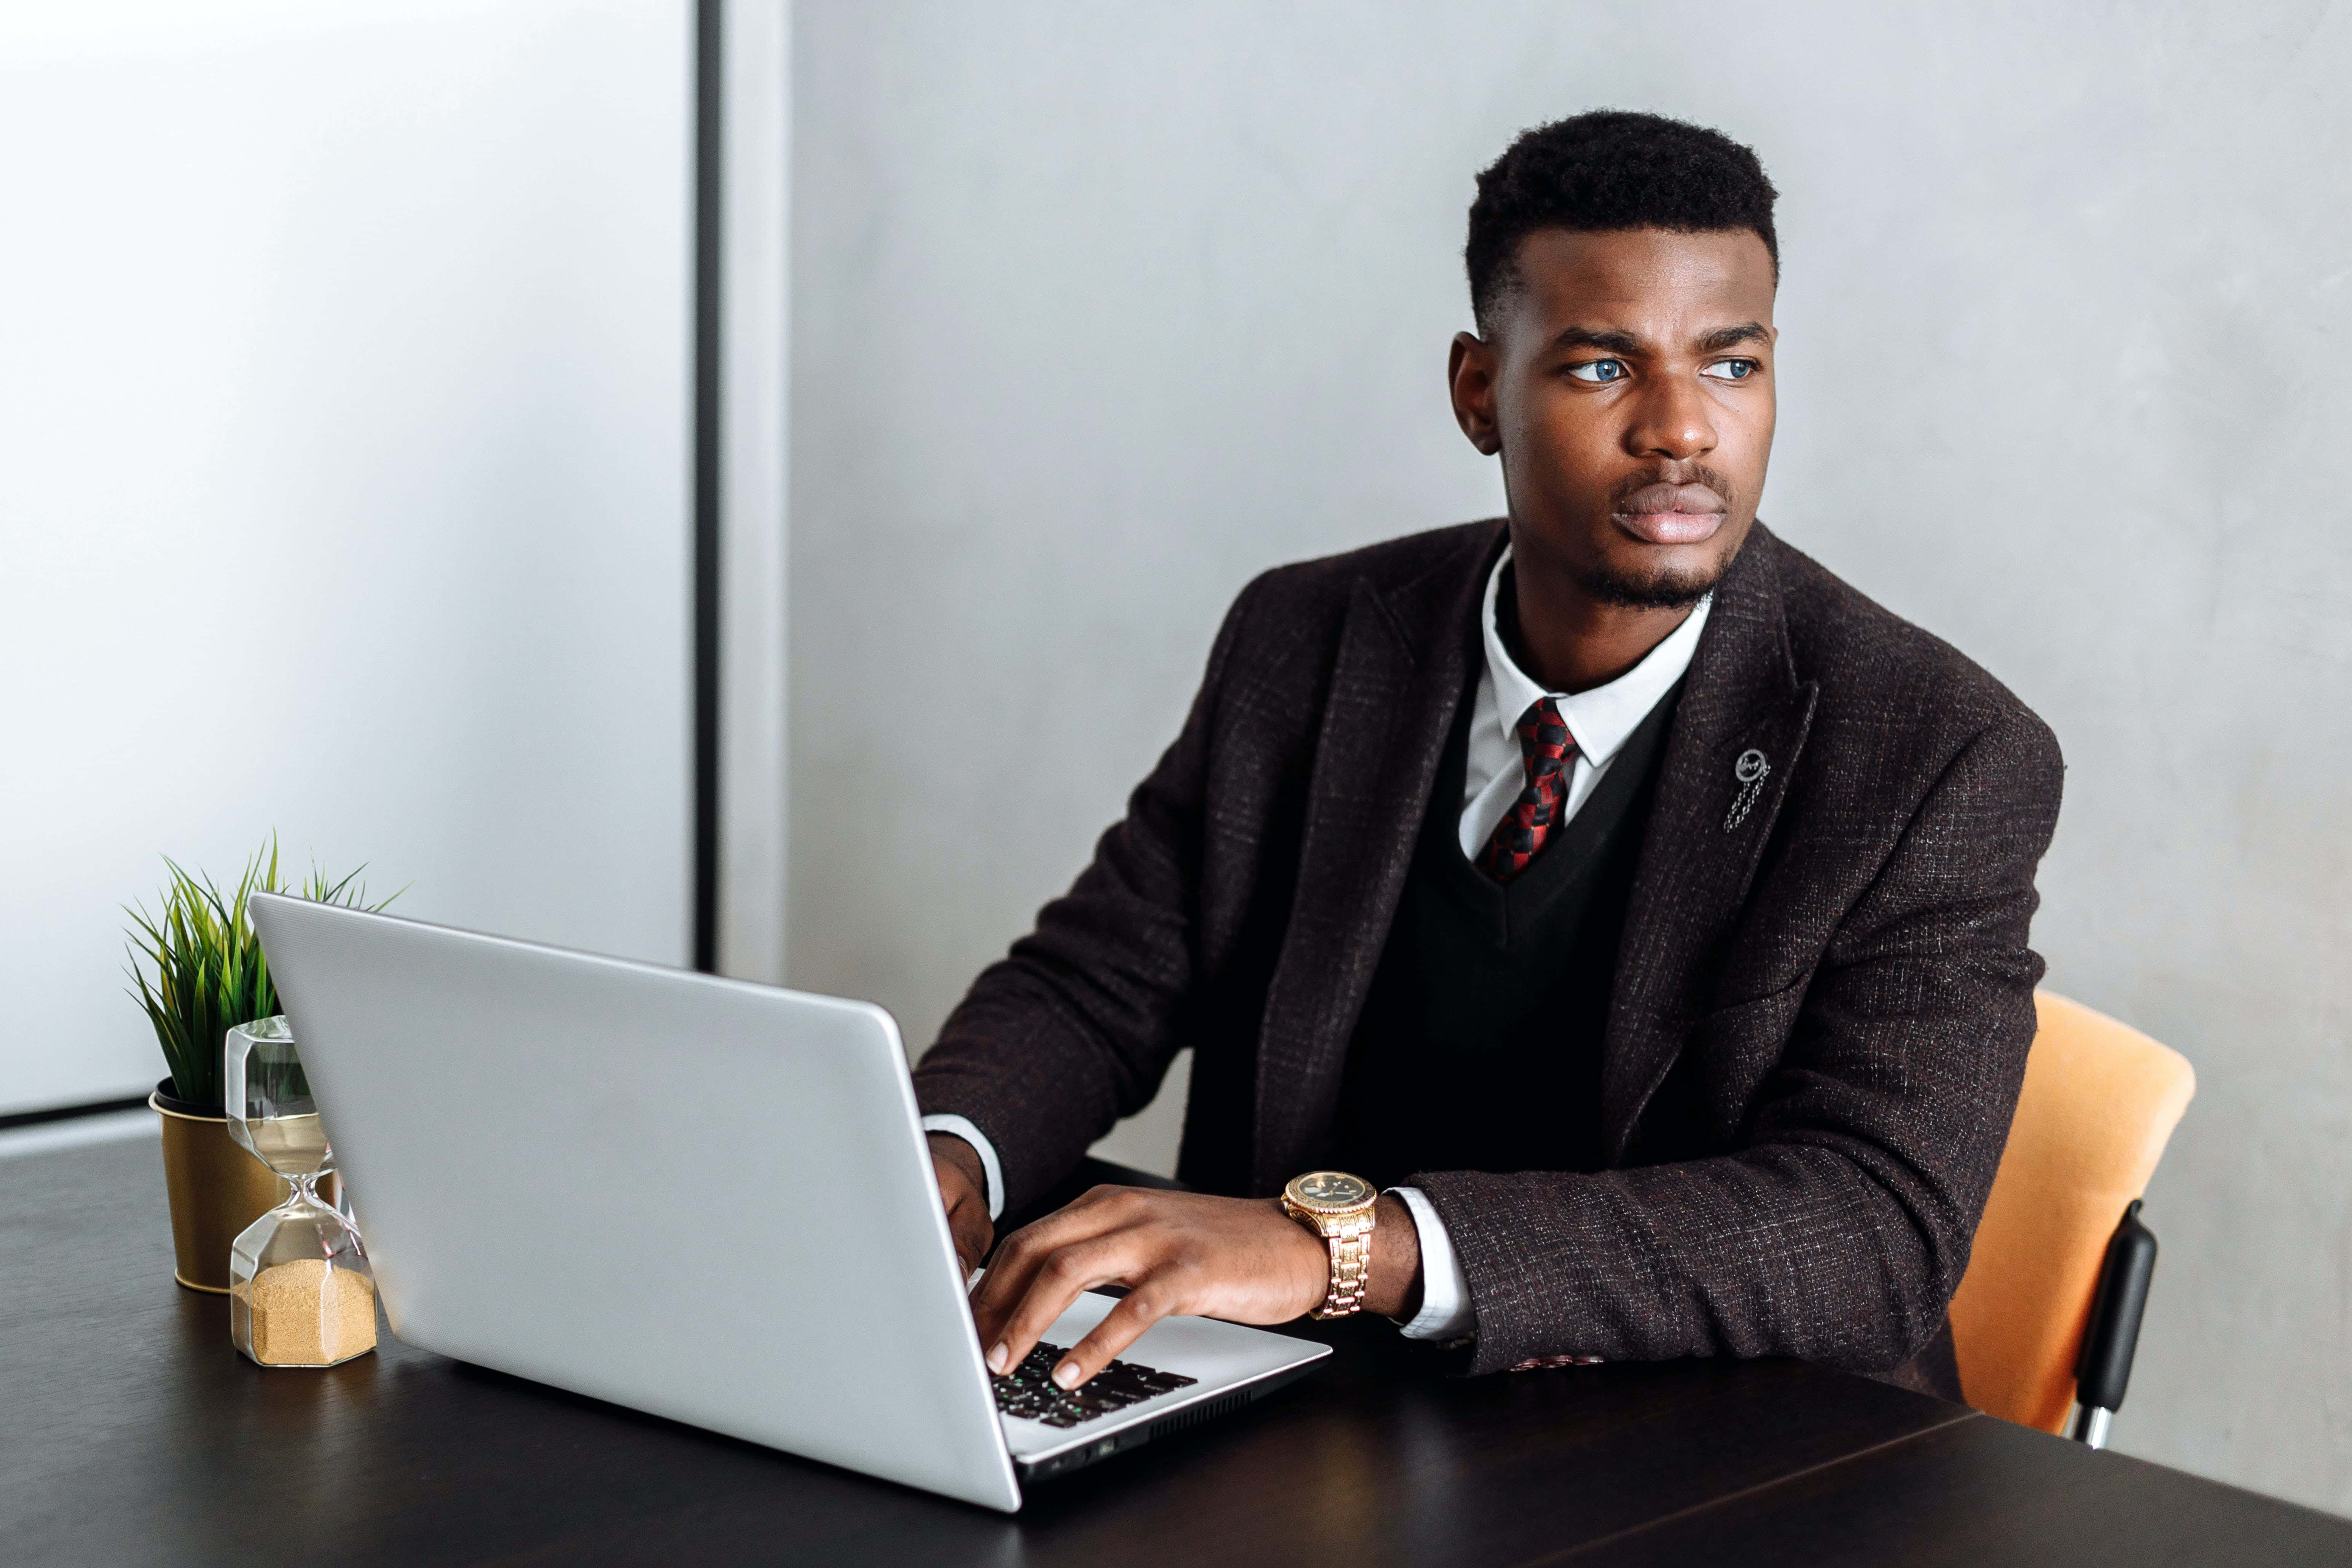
1328, 675, 1683, 1190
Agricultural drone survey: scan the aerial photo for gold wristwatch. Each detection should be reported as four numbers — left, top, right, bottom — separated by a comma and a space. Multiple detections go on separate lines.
1280, 1171, 1378, 1319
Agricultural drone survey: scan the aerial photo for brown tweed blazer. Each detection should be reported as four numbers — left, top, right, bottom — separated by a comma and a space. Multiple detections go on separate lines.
915, 519, 2063, 1383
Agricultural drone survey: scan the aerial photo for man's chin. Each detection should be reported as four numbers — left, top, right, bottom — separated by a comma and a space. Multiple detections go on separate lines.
1571, 539, 1740, 610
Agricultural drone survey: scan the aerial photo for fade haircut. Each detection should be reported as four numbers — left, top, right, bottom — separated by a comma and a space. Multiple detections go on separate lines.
1466, 110, 1778, 334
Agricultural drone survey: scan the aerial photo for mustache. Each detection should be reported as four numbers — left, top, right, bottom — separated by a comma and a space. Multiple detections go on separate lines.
1609, 465, 1737, 515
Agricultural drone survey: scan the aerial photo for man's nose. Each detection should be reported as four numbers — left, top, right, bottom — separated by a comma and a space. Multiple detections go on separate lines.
1624, 374, 1718, 462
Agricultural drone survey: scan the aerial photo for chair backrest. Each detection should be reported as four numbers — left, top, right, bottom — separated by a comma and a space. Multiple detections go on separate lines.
1948, 992, 2195, 1432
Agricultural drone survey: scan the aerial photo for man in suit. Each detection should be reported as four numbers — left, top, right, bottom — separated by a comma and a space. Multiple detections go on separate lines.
915, 111, 2062, 1402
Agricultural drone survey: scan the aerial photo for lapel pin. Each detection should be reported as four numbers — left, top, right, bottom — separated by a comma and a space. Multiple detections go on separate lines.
1724, 748, 1770, 831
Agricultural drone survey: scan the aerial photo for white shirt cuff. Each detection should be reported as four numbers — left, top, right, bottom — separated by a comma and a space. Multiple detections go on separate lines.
1390, 1185, 1476, 1341
919, 1114, 1004, 1220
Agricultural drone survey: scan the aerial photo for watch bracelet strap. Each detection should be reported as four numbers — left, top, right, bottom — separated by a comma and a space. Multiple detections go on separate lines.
1312, 1223, 1372, 1319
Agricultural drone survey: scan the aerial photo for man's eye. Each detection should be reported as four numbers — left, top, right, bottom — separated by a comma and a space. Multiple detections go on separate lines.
1701, 358, 1758, 381
1565, 359, 1627, 384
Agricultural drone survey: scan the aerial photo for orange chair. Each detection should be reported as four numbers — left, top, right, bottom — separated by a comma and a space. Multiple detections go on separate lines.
1948, 991, 2196, 1446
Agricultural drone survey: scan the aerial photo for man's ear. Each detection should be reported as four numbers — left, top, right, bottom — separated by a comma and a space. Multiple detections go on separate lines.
1448, 331, 1502, 456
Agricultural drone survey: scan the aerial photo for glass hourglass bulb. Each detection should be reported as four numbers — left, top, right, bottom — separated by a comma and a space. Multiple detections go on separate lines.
225, 1017, 377, 1368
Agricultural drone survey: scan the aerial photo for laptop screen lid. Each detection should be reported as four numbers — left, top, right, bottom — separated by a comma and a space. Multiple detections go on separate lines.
248, 893, 1023, 1512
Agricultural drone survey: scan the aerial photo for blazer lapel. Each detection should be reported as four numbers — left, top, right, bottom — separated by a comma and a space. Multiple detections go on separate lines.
1250, 524, 1500, 1192
1600, 526, 1818, 1163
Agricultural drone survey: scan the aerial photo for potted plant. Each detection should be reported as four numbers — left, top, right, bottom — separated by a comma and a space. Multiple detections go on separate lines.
125, 839, 392, 1292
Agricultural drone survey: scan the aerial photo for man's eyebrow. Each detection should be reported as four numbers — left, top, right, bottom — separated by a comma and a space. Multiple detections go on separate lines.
1696, 321, 1771, 353
1551, 326, 1644, 355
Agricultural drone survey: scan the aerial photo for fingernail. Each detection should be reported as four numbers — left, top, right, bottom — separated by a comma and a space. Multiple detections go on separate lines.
988, 1343, 1009, 1374
1053, 1362, 1079, 1389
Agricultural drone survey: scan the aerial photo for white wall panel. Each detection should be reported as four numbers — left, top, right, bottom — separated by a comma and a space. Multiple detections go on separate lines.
0, 0, 692, 1113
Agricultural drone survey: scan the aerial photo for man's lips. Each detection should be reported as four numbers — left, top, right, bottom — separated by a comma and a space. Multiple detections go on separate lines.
1612, 481, 1727, 546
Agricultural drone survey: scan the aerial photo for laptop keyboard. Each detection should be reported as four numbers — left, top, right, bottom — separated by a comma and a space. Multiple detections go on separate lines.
991, 1341, 1198, 1428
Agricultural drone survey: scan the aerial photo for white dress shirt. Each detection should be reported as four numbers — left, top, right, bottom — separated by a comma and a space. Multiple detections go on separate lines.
925, 547, 1710, 1343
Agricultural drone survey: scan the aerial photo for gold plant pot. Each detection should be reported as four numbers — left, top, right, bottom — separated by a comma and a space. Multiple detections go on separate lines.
152, 1081, 287, 1293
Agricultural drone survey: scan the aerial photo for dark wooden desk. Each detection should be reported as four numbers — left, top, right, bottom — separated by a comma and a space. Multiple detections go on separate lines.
5, 1138, 2344, 1566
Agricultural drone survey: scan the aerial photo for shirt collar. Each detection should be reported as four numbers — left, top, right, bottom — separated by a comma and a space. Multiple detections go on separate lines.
1479, 545, 1711, 768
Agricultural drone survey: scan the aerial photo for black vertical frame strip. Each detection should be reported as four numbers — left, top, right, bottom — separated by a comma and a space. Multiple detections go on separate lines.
692, 0, 722, 972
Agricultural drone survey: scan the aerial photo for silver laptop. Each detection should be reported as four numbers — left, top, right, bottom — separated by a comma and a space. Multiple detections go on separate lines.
248, 894, 1327, 1512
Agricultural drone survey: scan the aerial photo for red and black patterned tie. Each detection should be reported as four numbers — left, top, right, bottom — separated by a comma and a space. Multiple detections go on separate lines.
1474, 697, 1578, 884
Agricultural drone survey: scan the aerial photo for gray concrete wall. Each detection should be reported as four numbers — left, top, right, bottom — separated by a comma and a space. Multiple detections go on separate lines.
790, 0, 2352, 1509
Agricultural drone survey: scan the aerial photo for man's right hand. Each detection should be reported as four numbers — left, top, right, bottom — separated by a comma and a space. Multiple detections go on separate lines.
928, 1132, 994, 1280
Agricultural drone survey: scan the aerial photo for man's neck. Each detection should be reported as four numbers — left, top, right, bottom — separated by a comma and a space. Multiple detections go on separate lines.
1505, 558, 1699, 695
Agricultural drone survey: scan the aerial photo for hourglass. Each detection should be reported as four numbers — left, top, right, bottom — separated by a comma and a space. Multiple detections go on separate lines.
225, 1017, 377, 1367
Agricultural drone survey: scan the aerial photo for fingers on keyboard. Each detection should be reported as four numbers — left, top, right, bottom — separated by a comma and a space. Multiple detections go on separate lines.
990, 1341, 1197, 1427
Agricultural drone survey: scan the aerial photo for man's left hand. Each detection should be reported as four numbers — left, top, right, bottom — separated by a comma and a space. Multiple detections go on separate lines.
969, 1186, 1416, 1391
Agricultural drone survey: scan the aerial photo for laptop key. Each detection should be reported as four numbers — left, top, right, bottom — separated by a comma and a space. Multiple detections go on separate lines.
991, 1340, 1198, 1428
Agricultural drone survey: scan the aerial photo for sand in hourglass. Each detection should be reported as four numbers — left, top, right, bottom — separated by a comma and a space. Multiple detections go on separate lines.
235, 1259, 377, 1366
234, 1112, 374, 1364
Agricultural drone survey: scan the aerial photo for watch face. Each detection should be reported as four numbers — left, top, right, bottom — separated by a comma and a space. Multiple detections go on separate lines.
1290, 1171, 1374, 1209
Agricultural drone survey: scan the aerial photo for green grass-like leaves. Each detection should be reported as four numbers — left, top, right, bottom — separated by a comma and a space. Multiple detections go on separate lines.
124, 837, 398, 1110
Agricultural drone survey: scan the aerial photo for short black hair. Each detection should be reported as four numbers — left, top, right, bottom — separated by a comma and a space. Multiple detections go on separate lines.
1466, 111, 1778, 333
